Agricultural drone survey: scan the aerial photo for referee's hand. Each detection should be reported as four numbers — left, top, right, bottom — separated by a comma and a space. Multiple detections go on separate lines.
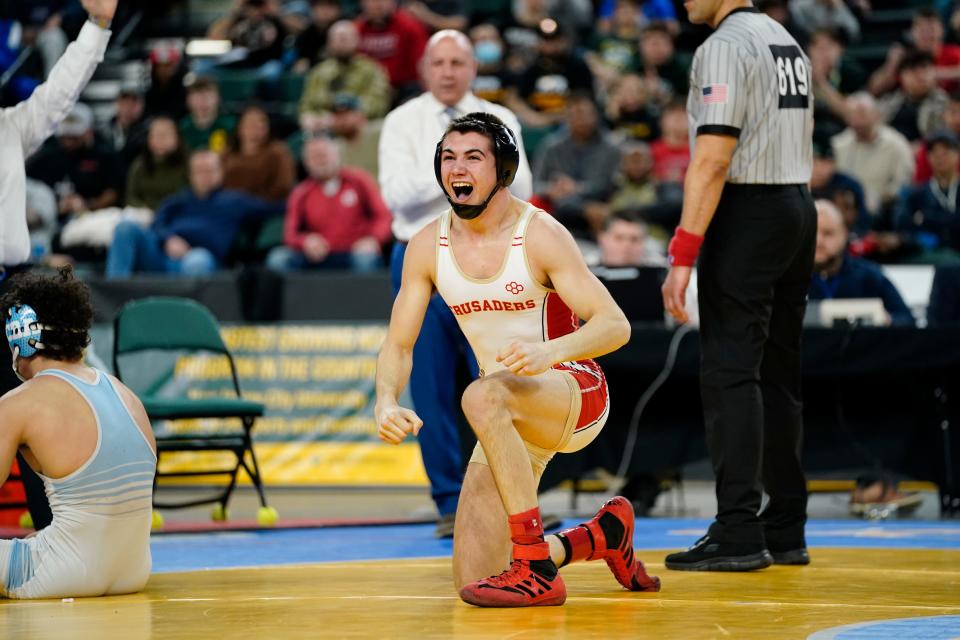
662, 266, 692, 324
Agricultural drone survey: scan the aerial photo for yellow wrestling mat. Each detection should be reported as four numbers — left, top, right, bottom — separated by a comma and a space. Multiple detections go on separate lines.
4, 548, 960, 639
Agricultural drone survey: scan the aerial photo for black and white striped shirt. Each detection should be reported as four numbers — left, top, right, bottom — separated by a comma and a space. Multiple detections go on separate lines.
687, 7, 814, 184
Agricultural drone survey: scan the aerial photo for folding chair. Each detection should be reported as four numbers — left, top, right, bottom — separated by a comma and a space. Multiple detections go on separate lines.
112, 296, 276, 526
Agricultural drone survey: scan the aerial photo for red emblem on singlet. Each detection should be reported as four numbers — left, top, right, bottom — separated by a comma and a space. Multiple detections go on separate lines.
505, 281, 524, 295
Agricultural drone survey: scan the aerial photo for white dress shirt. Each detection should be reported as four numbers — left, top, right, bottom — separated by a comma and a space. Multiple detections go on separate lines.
378, 91, 533, 242
0, 21, 110, 265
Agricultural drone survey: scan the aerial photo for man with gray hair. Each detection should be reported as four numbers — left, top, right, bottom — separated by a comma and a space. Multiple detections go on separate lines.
378, 29, 532, 537
832, 92, 915, 214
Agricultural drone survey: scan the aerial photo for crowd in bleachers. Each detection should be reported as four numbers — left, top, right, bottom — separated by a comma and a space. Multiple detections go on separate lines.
3, 0, 960, 323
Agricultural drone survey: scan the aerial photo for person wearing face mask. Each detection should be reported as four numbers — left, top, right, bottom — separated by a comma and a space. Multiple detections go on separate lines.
378, 30, 532, 538
300, 20, 391, 122
470, 23, 514, 107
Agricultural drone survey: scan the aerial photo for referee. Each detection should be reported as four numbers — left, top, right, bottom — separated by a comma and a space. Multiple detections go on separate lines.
0, 0, 115, 530
661, 0, 816, 571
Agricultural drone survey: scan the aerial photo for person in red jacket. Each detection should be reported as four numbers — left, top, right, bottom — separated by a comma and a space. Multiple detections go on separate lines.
355, 0, 428, 103
267, 135, 392, 272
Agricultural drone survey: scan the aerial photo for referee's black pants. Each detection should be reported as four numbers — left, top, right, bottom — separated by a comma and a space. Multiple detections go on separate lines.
697, 183, 816, 547
0, 266, 53, 531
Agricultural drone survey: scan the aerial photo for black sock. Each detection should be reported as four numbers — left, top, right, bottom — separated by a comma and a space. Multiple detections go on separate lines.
529, 558, 558, 580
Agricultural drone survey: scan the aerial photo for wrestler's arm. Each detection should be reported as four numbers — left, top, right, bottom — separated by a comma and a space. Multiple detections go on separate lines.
374, 225, 435, 444
497, 213, 630, 376
0, 392, 27, 486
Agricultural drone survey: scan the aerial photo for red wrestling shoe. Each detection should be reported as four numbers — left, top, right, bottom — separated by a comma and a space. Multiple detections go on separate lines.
459, 544, 567, 607
561, 496, 660, 592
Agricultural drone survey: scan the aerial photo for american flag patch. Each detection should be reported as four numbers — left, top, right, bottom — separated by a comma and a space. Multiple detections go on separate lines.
702, 84, 728, 104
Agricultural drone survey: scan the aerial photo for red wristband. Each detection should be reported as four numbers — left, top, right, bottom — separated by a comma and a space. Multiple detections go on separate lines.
667, 227, 704, 267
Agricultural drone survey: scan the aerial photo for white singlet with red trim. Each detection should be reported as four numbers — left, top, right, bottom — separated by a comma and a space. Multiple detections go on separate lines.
435, 204, 581, 377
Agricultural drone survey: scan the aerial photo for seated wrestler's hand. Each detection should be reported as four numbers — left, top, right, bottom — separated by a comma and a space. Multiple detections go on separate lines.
497, 341, 553, 377
376, 404, 423, 444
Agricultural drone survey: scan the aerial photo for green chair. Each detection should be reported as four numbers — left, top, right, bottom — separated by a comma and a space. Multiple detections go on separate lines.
214, 69, 261, 108
112, 296, 276, 525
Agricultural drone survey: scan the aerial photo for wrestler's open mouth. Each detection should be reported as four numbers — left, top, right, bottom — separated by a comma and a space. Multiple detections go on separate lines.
452, 182, 473, 201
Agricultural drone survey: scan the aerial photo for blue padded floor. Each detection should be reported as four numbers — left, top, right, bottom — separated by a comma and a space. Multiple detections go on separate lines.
150, 517, 960, 573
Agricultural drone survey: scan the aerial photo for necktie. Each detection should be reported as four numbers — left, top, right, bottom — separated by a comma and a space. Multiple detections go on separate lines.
442, 106, 458, 126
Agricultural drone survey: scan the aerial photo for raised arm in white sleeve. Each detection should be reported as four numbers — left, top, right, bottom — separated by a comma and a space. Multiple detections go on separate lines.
5, 21, 110, 156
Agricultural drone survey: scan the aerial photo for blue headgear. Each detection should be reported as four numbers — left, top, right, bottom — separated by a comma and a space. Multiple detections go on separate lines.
5, 304, 46, 358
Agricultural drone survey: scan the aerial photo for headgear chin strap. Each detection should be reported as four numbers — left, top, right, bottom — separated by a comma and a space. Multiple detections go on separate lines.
434, 113, 521, 221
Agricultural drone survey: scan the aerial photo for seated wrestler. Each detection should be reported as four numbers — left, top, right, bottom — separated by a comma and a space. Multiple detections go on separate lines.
0, 267, 156, 599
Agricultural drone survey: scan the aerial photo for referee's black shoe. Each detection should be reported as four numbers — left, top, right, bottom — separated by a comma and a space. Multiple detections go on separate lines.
665, 535, 773, 571
769, 547, 810, 565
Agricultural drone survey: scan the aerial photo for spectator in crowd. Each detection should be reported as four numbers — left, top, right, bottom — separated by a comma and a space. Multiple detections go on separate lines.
586, 0, 643, 92
377, 29, 532, 537
10, 1, 68, 79
649, 100, 689, 186
894, 130, 960, 261
26, 179, 58, 260
223, 105, 296, 203
832, 92, 915, 215
607, 140, 679, 240
532, 91, 621, 238
0, 16, 43, 106
267, 136, 391, 272
274, 0, 311, 33
637, 22, 687, 105
500, 0, 593, 46
809, 199, 915, 327
596, 0, 678, 35
597, 210, 665, 268
607, 141, 658, 217
916, 91, 960, 182
469, 24, 512, 107
100, 84, 148, 171
355, 0, 428, 103
144, 42, 187, 119
605, 74, 659, 142
206, 0, 288, 86
106, 151, 278, 278
497, 0, 552, 73
809, 27, 867, 145
404, 0, 468, 34
927, 263, 960, 326
179, 75, 237, 152
126, 116, 190, 211
870, 8, 960, 96
810, 142, 870, 237
789, 0, 861, 44
878, 51, 948, 143
328, 93, 381, 179
907, 8, 960, 92
507, 20, 594, 130
299, 20, 391, 122
26, 103, 122, 221
291, 0, 341, 72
